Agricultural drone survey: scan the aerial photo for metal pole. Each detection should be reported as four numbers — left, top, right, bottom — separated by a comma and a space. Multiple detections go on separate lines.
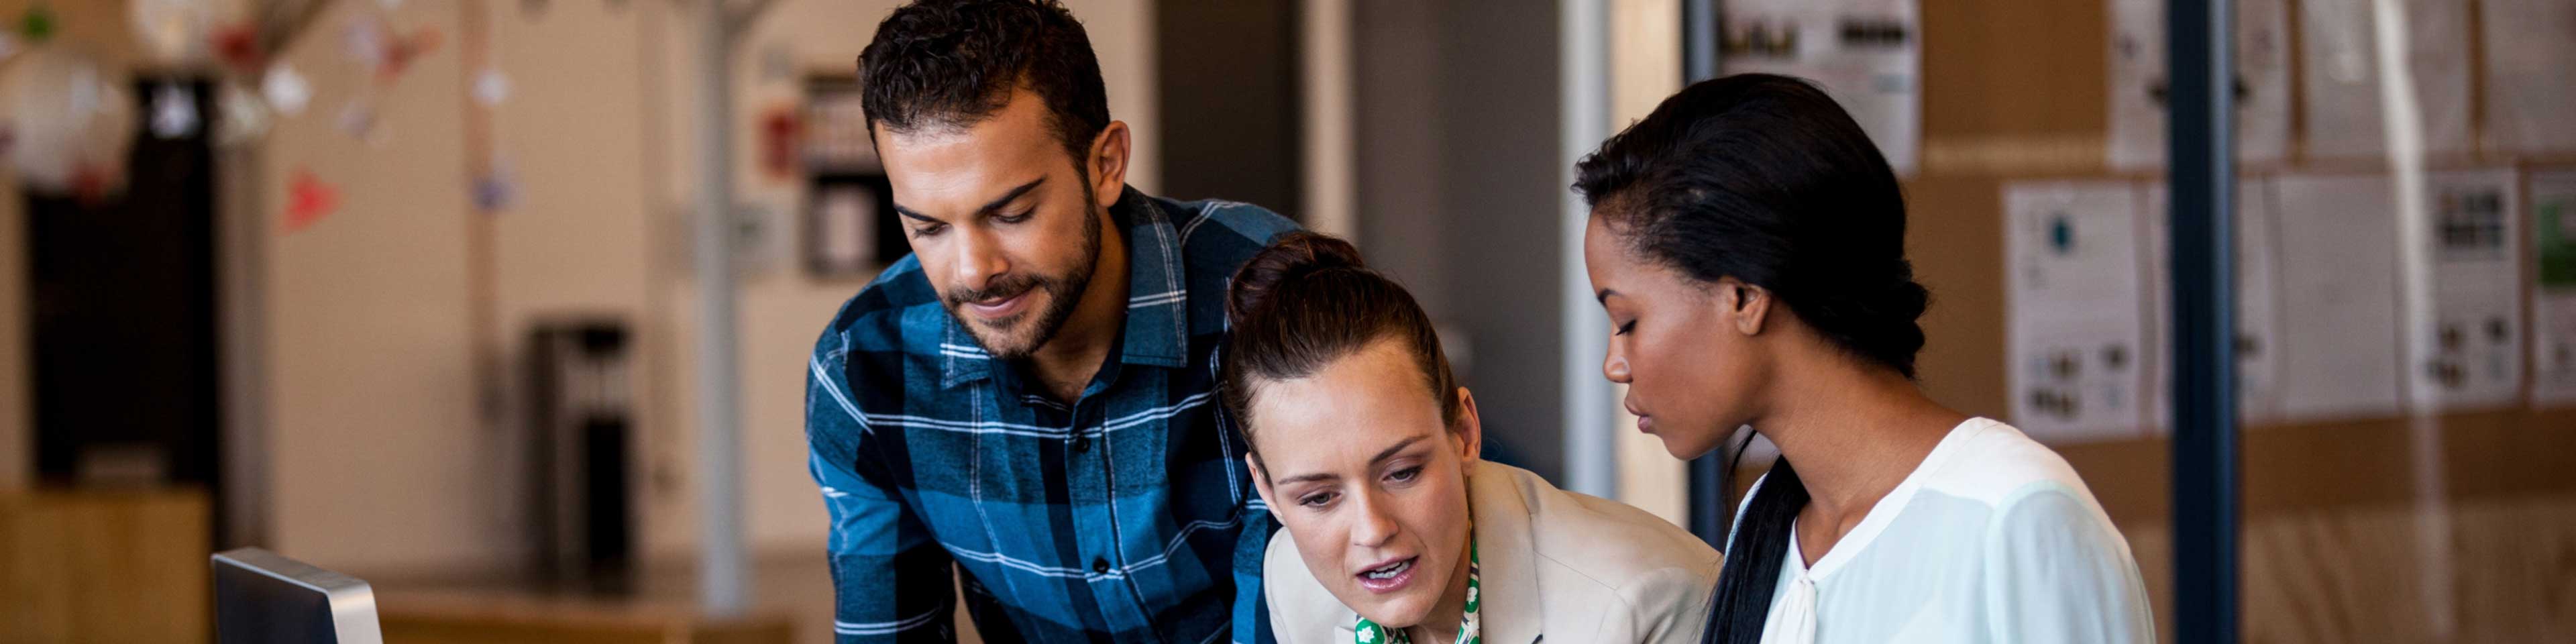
1677, 0, 1728, 549
694, 0, 749, 616
2167, 0, 2237, 641
1560, 0, 1616, 499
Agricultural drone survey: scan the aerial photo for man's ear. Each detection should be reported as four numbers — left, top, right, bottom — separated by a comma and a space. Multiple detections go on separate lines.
1720, 278, 1773, 337
1452, 387, 1484, 464
1247, 452, 1281, 521
1088, 121, 1132, 209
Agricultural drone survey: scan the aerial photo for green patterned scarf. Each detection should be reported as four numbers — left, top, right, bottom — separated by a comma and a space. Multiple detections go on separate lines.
1351, 541, 1481, 644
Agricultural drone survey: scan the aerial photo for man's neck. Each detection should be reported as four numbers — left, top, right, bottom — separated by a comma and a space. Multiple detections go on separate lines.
1026, 213, 1130, 402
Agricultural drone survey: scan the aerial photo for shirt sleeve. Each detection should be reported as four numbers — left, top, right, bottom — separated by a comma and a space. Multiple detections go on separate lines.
809, 343, 957, 643
1980, 484, 2157, 644
1232, 488, 1281, 643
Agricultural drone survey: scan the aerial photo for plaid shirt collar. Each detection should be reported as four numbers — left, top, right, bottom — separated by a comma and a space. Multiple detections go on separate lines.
937, 186, 1192, 389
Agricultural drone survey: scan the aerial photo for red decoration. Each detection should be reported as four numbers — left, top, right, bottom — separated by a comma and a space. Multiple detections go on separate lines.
284, 168, 340, 233
378, 27, 444, 83
760, 106, 802, 181
213, 23, 262, 75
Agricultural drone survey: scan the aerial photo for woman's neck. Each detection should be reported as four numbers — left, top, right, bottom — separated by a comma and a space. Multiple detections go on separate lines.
1405, 524, 1477, 644
1755, 359, 1965, 520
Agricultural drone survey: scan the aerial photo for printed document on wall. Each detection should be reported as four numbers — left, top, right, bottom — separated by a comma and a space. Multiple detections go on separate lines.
2006, 181, 2149, 441
2140, 178, 2288, 429
2531, 170, 2576, 406
1722, 0, 1919, 173
2271, 174, 2405, 420
2297, 0, 2471, 160
2409, 170, 2522, 411
2106, 0, 2292, 169
2479, 0, 2576, 154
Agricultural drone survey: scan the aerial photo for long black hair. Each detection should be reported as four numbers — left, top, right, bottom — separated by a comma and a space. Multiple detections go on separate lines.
1572, 74, 1929, 644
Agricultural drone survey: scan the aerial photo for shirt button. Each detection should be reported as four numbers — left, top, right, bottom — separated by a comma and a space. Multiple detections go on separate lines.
1091, 558, 1112, 575
1071, 433, 1091, 453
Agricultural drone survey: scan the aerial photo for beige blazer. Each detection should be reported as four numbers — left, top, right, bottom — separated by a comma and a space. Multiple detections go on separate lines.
1264, 461, 1722, 644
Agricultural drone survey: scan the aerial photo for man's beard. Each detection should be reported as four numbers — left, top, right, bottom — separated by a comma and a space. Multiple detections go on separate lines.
943, 200, 1103, 361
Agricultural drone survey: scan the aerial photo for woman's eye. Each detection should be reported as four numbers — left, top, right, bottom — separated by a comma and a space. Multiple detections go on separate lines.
1614, 320, 1637, 336
1299, 492, 1336, 508
1388, 466, 1421, 484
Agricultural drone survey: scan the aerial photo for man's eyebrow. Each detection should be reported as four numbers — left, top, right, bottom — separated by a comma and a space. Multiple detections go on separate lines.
890, 176, 1048, 225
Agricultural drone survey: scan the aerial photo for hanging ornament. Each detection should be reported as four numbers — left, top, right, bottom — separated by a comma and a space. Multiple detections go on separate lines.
345, 14, 441, 85
378, 26, 442, 83
151, 83, 200, 139
472, 68, 509, 107
0, 46, 138, 197
337, 99, 378, 143
213, 82, 268, 147
212, 22, 260, 74
19, 5, 56, 44
262, 62, 310, 115
284, 168, 339, 233
473, 158, 517, 213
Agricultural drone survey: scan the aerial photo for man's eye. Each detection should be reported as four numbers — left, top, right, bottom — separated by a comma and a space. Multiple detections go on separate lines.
996, 209, 1034, 224
911, 223, 947, 238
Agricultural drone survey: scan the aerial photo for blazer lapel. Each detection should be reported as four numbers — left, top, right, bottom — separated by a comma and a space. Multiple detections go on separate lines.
1467, 460, 1545, 643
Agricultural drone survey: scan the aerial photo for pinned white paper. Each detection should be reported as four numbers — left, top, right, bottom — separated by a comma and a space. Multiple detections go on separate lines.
2140, 177, 2288, 428
2006, 181, 2150, 441
2107, 0, 2291, 169
2407, 170, 2522, 411
2479, 0, 2576, 154
473, 68, 509, 107
1721, 0, 1919, 174
2531, 171, 2576, 407
2272, 174, 2406, 420
2297, 0, 2471, 160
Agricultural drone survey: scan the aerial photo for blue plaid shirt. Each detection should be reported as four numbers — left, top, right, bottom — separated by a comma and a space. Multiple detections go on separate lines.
806, 187, 1297, 643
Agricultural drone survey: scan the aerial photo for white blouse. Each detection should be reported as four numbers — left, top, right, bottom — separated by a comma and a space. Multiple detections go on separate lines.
1741, 417, 2155, 644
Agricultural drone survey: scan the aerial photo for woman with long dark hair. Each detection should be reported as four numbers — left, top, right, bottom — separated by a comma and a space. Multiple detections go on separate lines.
1574, 74, 2153, 643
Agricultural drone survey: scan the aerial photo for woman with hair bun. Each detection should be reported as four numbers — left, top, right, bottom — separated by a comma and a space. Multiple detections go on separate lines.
1574, 74, 2154, 644
1230, 231, 1723, 644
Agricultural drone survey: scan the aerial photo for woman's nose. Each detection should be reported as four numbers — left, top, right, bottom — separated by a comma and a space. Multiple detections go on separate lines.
1603, 350, 1632, 384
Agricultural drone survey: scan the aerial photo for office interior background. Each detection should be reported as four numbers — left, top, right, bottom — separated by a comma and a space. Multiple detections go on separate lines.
1, 0, 2571, 642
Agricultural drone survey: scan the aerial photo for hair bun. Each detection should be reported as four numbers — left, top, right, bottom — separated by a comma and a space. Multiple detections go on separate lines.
1227, 231, 1367, 327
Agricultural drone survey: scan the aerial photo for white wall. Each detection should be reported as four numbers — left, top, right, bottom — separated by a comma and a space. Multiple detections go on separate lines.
237, 0, 1157, 574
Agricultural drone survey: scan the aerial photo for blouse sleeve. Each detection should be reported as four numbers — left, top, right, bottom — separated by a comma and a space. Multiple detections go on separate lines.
1980, 483, 2157, 643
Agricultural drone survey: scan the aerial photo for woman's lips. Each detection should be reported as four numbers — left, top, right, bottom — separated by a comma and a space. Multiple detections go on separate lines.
966, 291, 1032, 320
1353, 556, 1419, 594
1627, 402, 1654, 433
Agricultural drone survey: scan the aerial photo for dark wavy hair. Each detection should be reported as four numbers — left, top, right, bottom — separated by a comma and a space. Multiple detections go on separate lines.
858, 0, 1111, 165
1220, 232, 1462, 469
1572, 73, 1929, 644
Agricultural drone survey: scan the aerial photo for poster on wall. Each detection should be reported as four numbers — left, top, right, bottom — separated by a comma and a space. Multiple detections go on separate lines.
2106, 0, 2291, 169
2271, 174, 2406, 420
1721, 0, 1919, 174
2528, 170, 2576, 407
2139, 177, 2288, 428
2005, 181, 2150, 441
2410, 170, 2522, 411
2479, 0, 2576, 155
2296, 0, 2471, 160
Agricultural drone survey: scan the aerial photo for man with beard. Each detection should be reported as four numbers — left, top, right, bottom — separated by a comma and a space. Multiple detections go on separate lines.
803, 1, 1296, 642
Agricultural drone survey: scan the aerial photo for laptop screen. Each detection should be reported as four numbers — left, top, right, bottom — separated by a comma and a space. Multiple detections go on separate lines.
211, 548, 383, 644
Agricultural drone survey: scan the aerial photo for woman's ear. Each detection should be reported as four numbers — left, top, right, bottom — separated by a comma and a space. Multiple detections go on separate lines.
1451, 387, 1484, 464
1719, 278, 1773, 336
1247, 453, 1281, 521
